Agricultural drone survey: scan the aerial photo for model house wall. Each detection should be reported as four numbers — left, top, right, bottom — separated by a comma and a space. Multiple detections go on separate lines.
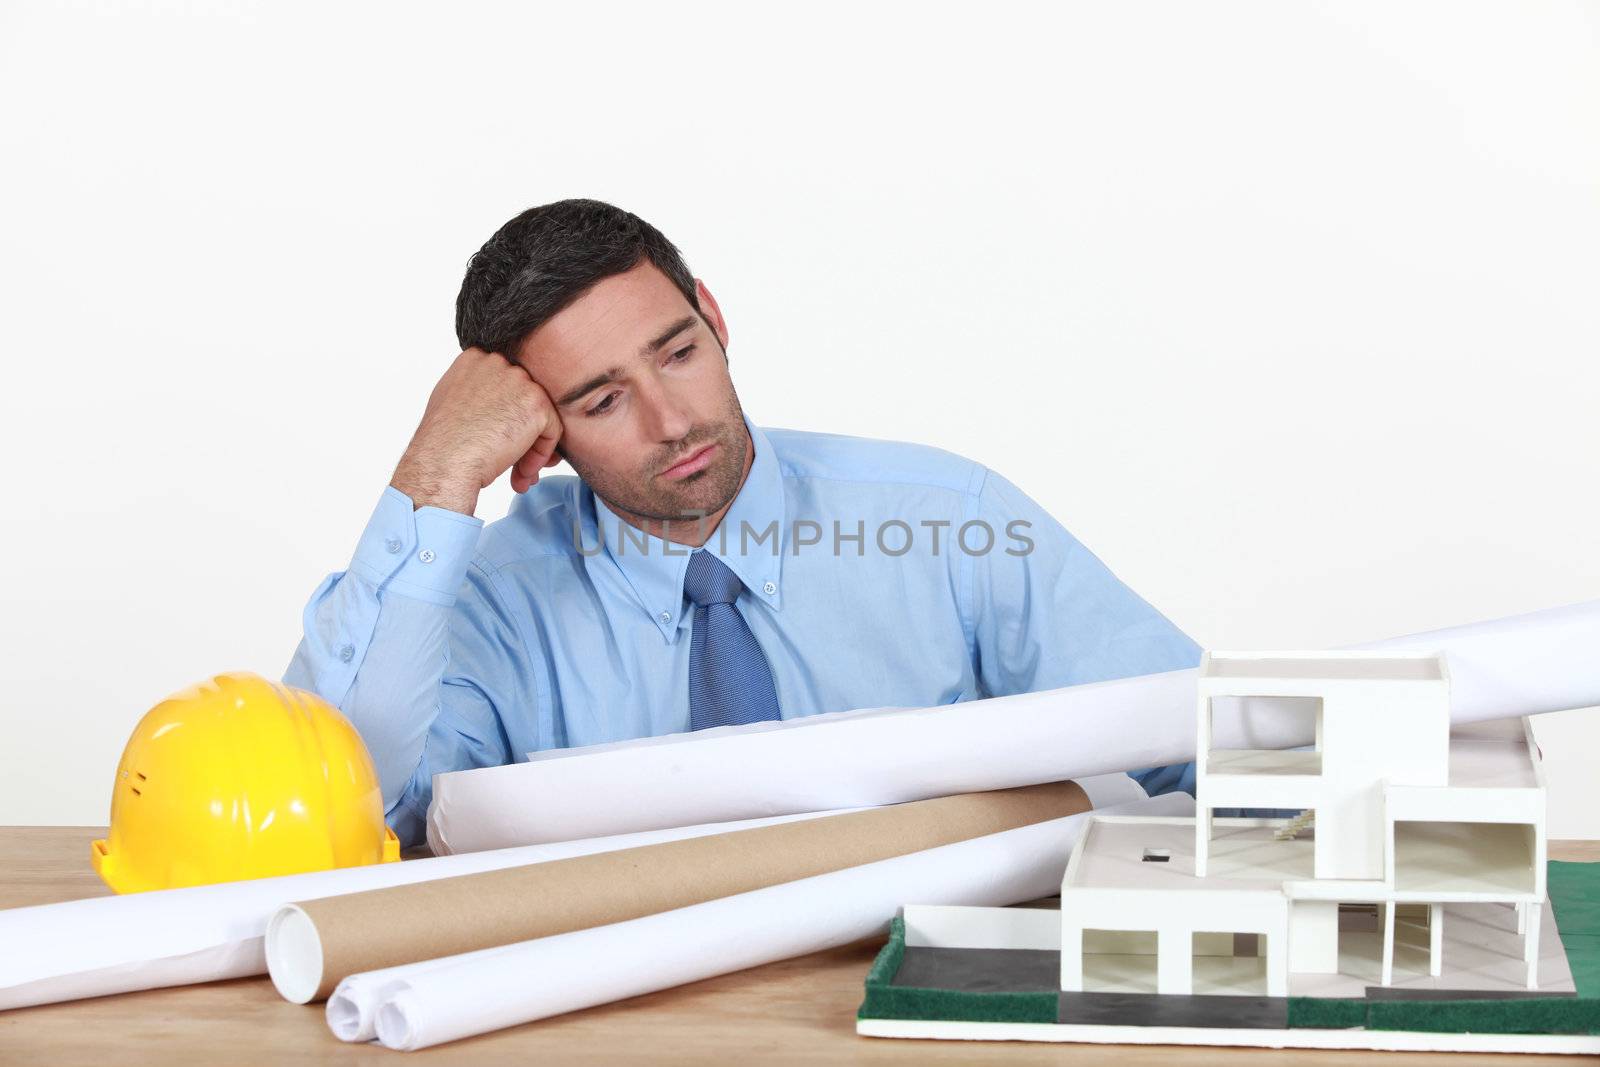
1059, 650, 1548, 995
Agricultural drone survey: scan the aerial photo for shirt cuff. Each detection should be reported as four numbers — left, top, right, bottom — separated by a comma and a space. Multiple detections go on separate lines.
348, 485, 485, 606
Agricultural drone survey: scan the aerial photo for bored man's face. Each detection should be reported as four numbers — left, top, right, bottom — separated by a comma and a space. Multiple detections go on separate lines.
513, 260, 750, 527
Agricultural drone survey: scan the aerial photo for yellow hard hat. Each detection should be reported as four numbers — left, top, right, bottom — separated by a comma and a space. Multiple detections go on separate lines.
92, 671, 400, 893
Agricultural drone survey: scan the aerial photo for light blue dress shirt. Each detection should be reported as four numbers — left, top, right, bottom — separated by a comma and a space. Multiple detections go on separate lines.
284, 414, 1201, 847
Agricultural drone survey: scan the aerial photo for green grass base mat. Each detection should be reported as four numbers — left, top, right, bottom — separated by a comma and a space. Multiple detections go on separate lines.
859, 860, 1600, 1036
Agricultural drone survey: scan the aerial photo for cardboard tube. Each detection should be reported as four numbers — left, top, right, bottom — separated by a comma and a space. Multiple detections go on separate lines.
266, 779, 1089, 1002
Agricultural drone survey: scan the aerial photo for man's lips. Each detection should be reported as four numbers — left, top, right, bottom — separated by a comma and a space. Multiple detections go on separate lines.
659, 443, 717, 480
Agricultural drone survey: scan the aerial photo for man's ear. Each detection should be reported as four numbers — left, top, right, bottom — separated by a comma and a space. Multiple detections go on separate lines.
694, 278, 731, 355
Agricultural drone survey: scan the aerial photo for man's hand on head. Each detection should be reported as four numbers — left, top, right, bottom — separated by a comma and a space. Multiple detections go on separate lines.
389, 347, 565, 516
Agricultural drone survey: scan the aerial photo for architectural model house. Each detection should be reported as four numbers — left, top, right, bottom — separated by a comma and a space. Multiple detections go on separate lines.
857, 650, 1600, 1054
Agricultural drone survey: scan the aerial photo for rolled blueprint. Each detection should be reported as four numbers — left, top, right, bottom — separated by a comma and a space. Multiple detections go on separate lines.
0, 808, 854, 1012
356, 791, 1194, 1051
429, 599, 1600, 852
267, 780, 1094, 1003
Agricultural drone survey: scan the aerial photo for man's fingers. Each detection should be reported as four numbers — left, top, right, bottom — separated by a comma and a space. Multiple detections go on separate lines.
525, 430, 559, 474
511, 431, 561, 491
512, 447, 543, 490
531, 425, 561, 466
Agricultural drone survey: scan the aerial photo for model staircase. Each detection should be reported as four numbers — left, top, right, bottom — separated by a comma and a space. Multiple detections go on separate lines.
1274, 809, 1315, 840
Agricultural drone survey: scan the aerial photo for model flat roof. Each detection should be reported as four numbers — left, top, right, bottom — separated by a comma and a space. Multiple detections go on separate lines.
1449, 729, 1540, 789
1065, 817, 1311, 892
1203, 654, 1444, 682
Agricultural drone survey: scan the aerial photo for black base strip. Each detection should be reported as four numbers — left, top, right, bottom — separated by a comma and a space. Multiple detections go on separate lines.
1365, 986, 1578, 1001
891, 946, 1061, 993
1058, 991, 1290, 1029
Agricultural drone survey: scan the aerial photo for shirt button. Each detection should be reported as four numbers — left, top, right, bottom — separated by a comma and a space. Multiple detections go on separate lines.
659, 611, 671, 624
418, 548, 436, 564
763, 580, 777, 595
384, 537, 402, 554
339, 644, 354, 662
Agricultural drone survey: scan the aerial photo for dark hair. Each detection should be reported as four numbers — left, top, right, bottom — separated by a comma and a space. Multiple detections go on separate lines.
455, 198, 700, 356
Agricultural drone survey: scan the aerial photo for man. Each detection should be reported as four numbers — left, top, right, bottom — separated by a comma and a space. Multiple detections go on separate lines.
284, 198, 1199, 848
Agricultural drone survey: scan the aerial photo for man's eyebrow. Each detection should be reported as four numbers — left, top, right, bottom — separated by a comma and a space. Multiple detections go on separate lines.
553, 315, 700, 407
640, 315, 698, 357
555, 368, 623, 408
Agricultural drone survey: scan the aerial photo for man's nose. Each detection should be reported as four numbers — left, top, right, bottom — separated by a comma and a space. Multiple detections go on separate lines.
640, 381, 694, 443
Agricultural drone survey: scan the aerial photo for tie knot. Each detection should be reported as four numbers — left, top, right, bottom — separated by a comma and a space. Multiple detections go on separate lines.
683, 549, 743, 606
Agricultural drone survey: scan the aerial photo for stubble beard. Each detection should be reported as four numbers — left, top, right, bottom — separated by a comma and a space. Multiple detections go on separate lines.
577, 392, 750, 529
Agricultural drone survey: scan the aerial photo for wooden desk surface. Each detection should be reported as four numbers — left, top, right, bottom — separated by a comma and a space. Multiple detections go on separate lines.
2, 828, 1596, 1066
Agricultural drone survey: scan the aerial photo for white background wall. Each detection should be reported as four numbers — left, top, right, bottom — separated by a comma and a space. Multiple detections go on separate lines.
2, 1, 1596, 835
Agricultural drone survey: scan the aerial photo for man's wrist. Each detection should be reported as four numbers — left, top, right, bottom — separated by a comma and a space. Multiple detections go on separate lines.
390, 456, 479, 517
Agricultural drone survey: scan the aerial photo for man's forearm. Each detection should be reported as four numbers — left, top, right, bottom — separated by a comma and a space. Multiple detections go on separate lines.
390, 454, 480, 517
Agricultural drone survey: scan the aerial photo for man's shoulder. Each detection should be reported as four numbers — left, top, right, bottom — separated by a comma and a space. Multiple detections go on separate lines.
761, 424, 989, 497
472, 474, 587, 571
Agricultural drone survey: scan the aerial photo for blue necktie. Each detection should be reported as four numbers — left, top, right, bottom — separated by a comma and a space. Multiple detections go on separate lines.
683, 549, 781, 730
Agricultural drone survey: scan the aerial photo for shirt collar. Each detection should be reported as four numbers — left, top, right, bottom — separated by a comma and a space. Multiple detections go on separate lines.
585, 413, 786, 641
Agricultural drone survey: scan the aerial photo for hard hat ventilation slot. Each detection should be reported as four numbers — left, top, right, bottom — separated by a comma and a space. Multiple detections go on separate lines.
129, 786, 142, 796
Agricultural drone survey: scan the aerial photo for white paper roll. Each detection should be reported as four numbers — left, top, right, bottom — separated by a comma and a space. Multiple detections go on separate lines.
428, 600, 1600, 853
359, 791, 1194, 1051
326, 958, 459, 1043
0, 808, 850, 1012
